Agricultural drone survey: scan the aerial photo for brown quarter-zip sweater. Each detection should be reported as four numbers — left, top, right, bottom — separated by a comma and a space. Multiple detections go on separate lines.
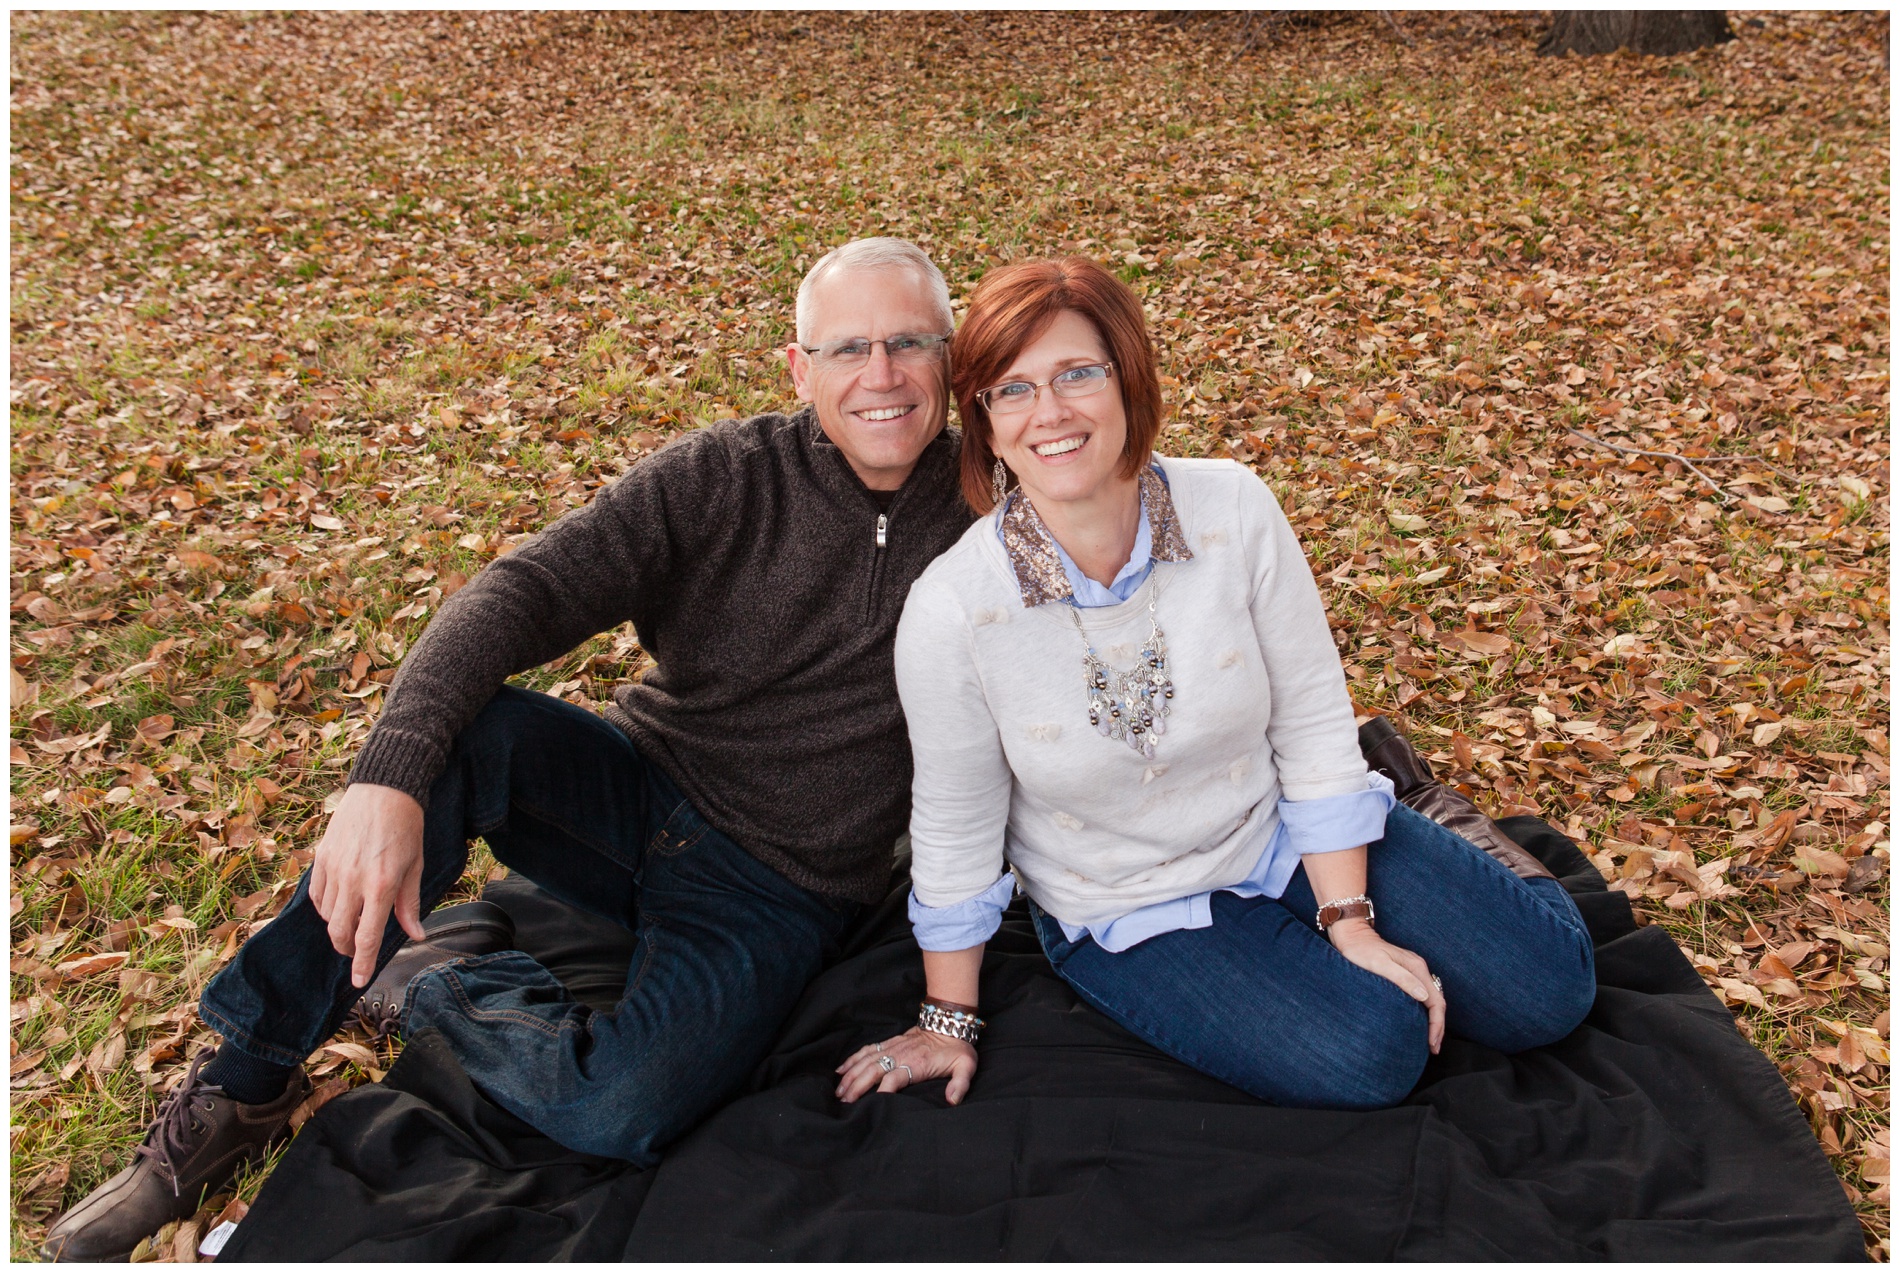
348, 408, 973, 903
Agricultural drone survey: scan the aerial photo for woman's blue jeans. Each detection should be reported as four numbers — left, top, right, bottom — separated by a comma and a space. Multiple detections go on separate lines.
1028, 803, 1597, 1110
198, 686, 862, 1164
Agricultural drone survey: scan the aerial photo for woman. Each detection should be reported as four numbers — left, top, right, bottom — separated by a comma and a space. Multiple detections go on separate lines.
836, 258, 1595, 1111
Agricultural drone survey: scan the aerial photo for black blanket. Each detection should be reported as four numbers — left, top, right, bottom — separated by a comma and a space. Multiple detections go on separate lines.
224, 819, 1863, 1260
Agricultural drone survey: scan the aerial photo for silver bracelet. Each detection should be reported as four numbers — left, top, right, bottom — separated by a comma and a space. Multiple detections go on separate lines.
918, 1002, 984, 1043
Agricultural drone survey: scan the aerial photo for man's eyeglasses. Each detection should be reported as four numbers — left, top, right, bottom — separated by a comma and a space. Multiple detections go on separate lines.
799, 333, 951, 370
976, 362, 1116, 416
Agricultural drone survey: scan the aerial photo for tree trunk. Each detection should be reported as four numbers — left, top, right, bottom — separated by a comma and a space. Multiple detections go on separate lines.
1538, 11, 1735, 57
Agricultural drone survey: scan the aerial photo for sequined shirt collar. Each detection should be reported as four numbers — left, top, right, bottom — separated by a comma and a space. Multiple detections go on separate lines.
997, 464, 1193, 609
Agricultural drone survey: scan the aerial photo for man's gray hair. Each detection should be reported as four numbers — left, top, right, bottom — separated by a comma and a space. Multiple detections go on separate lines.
794, 237, 953, 345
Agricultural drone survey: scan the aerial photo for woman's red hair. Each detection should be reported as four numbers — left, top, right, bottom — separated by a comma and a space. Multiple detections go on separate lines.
952, 257, 1163, 514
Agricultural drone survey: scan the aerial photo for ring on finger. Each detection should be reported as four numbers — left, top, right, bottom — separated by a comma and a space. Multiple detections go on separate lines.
1430, 975, 1444, 995
878, 1054, 895, 1074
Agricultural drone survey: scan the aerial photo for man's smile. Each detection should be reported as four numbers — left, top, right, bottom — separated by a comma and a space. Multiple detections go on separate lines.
853, 404, 917, 422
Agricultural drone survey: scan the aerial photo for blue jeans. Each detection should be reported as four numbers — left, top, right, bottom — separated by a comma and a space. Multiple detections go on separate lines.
1028, 803, 1596, 1110
199, 686, 862, 1164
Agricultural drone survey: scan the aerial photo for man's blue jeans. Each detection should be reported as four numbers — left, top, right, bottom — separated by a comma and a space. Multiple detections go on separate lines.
1028, 804, 1597, 1110
199, 686, 862, 1164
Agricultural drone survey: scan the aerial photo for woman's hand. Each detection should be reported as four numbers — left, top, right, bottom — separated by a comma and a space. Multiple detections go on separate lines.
1326, 918, 1446, 1054
835, 1026, 978, 1105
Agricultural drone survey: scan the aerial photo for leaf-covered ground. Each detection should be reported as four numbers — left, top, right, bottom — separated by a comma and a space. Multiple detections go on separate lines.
9, 10, 1889, 1261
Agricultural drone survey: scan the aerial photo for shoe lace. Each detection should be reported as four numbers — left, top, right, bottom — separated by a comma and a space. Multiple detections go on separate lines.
358, 996, 404, 1043
134, 1046, 221, 1197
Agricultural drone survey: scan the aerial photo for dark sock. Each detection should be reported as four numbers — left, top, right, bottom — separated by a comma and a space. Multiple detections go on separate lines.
200, 1044, 297, 1106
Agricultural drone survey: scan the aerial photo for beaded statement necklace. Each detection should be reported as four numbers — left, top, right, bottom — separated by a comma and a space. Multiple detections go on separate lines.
1070, 582, 1174, 760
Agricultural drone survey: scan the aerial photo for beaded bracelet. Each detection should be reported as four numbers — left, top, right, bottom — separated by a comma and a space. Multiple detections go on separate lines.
918, 1001, 985, 1043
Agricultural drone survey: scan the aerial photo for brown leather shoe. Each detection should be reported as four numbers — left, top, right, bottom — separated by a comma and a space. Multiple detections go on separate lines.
351, 899, 515, 1038
1358, 716, 1556, 881
39, 1048, 309, 1262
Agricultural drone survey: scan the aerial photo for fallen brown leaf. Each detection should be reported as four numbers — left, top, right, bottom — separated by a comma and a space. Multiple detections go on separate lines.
1450, 629, 1513, 657
54, 951, 130, 979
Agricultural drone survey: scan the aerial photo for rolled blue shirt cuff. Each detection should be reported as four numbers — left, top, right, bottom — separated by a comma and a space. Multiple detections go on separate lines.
1277, 771, 1396, 857
909, 873, 1017, 952
1059, 890, 1213, 954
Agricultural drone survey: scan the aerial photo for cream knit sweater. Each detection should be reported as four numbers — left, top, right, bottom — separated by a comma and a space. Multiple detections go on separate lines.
895, 457, 1371, 929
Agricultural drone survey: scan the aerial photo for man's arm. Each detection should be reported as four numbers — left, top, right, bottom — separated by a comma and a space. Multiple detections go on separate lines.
313, 436, 734, 983
349, 465, 692, 803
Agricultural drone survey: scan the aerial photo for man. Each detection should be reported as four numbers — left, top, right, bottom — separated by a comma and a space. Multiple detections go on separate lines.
44, 238, 973, 1260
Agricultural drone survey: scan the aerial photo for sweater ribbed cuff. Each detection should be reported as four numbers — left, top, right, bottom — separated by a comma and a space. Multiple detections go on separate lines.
346, 727, 446, 808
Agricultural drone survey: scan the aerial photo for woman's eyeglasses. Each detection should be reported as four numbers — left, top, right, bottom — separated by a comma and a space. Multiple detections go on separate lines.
976, 362, 1116, 416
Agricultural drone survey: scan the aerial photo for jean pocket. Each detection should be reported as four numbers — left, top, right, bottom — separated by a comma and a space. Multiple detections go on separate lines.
1026, 901, 1077, 967
646, 797, 708, 859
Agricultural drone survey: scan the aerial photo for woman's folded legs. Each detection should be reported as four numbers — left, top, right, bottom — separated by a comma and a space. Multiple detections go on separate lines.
1279, 803, 1598, 1056
1026, 805, 1597, 1110
1032, 892, 1431, 1109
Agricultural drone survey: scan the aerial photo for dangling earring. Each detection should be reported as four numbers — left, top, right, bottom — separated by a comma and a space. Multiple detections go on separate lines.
991, 456, 1010, 507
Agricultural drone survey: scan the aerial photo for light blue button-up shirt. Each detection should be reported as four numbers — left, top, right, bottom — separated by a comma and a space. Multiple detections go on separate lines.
908, 479, 1393, 954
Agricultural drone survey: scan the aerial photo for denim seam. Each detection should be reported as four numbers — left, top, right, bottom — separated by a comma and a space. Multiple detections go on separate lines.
1523, 876, 1595, 946
431, 957, 575, 1040
623, 919, 664, 1000
647, 796, 709, 859
195, 1001, 310, 1068
651, 823, 708, 858
1027, 903, 1076, 967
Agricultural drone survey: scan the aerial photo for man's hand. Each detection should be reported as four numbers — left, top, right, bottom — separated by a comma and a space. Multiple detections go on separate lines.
307, 783, 428, 989
1326, 918, 1447, 1054
835, 1026, 978, 1105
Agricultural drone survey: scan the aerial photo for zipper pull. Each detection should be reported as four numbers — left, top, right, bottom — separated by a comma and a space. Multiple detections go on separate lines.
875, 513, 888, 549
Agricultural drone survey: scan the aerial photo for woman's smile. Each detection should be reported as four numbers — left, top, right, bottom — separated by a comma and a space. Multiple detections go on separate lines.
1030, 433, 1089, 459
